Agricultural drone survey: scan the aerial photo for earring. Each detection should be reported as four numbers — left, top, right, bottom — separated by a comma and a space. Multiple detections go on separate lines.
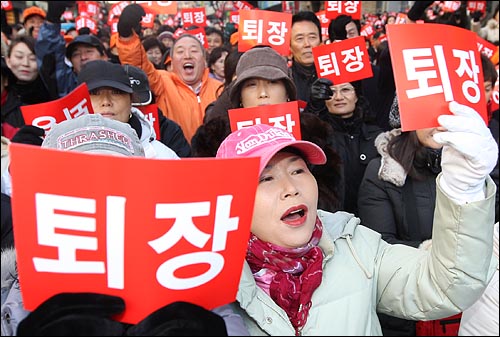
287, 98, 290, 102
129, 113, 132, 119
239, 102, 243, 107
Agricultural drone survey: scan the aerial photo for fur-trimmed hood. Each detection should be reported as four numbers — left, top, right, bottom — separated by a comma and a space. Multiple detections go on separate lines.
1, 247, 17, 290
374, 129, 407, 187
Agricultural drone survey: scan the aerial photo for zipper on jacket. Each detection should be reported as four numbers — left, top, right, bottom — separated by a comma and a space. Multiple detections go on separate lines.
197, 95, 201, 103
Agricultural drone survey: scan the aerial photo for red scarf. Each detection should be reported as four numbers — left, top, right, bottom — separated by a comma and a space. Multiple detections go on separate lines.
246, 217, 324, 335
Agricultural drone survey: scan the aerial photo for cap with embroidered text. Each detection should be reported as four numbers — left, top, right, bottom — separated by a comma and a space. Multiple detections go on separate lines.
42, 114, 145, 157
123, 64, 152, 106
216, 124, 326, 174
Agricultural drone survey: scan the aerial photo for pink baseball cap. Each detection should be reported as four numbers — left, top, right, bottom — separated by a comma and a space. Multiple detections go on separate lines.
216, 124, 326, 174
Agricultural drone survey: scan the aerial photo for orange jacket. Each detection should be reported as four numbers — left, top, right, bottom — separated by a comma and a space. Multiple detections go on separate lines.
117, 33, 221, 142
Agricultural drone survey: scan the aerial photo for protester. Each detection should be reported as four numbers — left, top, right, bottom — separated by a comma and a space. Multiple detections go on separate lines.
36, 1, 108, 98
123, 64, 191, 157
289, 11, 322, 104
208, 46, 230, 83
193, 46, 343, 213
215, 105, 497, 334
77, 60, 179, 159
205, 27, 224, 56
21, 6, 46, 39
357, 95, 443, 336
142, 35, 166, 69
5, 35, 54, 105
116, 4, 221, 142
1, 57, 24, 138
325, 14, 381, 124
306, 78, 383, 214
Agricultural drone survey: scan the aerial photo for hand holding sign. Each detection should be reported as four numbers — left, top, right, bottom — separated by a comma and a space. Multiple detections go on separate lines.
434, 101, 498, 204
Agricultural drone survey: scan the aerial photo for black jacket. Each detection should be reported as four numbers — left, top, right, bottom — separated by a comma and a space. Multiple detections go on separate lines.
316, 109, 382, 214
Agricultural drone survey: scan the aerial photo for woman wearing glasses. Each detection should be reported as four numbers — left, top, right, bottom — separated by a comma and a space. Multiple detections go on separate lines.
306, 78, 383, 215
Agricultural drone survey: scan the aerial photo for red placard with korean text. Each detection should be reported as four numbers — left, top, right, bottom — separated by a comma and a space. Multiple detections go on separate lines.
136, 1, 177, 15
233, 1, 254, 10
78, 1, 100, 18
141, 7, 157, 29
228, 101, 301, 139
181, 8, 207, 28
441, 1, 462, 12
137, 104, 161, 140
75, 16, 98, 34
324, 1, 361, 20
467, 1, 487, 13
10, 144, 259, 324
360, 23, 375, 39
476, 35, 497, 62
315, 10, 330, 42
312, 36, 373, 84
107, 1, 130, 26
185, 27, 208, 49
20, 84, 93, 133
387, 23, 487, 131
238, 10, 292, 56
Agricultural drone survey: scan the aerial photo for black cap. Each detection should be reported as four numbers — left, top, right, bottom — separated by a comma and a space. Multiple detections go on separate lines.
66, 34, 105, 59
78, 60, 133, 93
123, 64, 152, 106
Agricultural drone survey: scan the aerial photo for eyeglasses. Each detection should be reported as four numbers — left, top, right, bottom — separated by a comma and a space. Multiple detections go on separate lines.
331, 87, 355, 97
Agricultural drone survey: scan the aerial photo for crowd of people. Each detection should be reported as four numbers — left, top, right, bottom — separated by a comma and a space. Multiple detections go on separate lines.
1, 1, 499, 336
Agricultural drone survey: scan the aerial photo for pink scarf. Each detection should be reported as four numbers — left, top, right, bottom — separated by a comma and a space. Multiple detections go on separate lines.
246, 217, 324, 335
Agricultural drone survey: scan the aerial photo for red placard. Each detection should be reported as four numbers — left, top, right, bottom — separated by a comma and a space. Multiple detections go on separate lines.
181, 8, 207, 28
229, 11, 240, 25
312, 36, 373, 84
387, 23, 487, 132
136, 1, 177, 15
137, 104, 161, 139
324, 1, 361, 20
75, 16, 98, 34
238, 9, 292, 56
10, 144, 259, 324
141, 7, 157, 29
315, 10, 330, 42
441, 1, 462, 12
1, 1, 13, 11
228, 101, 301, 140
107, 1, 130, 26
185, 27, 208, 49
360, 23, 375, 39
233, 1, 254, 10
467, 1, 487, 13
78, 1, 100, 18
20, 84, 93, 133
476, 35, 497, 62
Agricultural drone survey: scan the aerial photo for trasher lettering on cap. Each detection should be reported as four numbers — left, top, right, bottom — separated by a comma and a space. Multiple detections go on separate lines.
57, 126, 135, 152
236, 128, 296, 155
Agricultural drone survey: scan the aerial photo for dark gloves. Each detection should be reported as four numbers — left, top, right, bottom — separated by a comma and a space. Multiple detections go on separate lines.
117, 4, 145, 38
407, 0, 434, 21
126, 301, 228, 336
16, 293, 127, 336
311, 78, 333, 101
11, 125, 44, 146
470, 10, 482, 22
46, 1, 75, 23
